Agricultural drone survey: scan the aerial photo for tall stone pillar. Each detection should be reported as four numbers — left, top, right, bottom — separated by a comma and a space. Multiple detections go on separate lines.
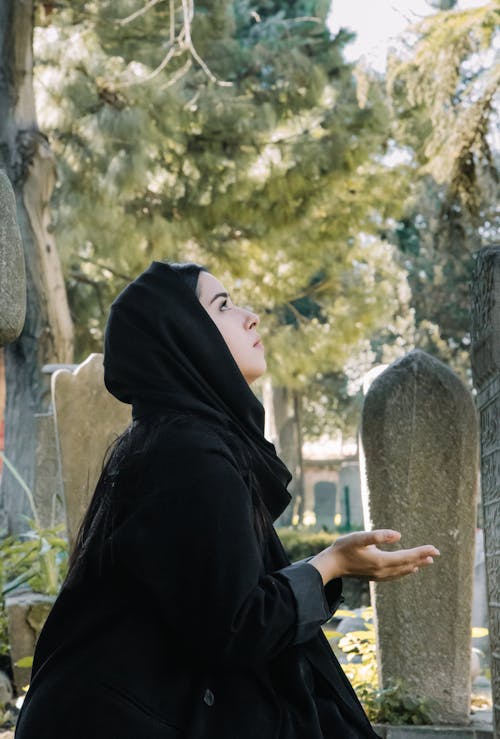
470, 246, 500, 737
360, 349, 478, 724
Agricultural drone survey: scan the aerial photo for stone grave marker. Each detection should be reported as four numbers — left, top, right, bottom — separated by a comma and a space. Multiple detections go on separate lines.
470, 246, 500, 737
5, 592, 55, 694
0, 170, 25, 346
33, 412, 65, 529
51, 353, 131, 550
360, 349, 478, 724
314, 481, 336, 531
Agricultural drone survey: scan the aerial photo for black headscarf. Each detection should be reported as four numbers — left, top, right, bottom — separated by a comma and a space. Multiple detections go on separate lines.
103, 260, 292, 522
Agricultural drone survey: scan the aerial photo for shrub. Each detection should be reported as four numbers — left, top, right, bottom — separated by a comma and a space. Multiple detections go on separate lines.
332, 605, 434, 724
276, 527, 340, 560
0, 521, 69, 657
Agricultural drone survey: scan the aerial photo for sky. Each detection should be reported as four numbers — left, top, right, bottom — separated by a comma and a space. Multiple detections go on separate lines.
327, 0, 490, 72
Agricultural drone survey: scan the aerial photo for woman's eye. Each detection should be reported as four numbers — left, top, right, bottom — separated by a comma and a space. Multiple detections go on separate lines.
219, 299, 230, 311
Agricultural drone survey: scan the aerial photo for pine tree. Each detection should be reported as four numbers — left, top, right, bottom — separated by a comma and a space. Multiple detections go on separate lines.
35, 0, 409, 378
33, 0, 413, 522
385, 1, 499, 377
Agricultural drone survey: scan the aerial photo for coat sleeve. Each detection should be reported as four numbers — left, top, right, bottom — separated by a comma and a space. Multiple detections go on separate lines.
278, 557, 344, 643
109, 434, 342, 667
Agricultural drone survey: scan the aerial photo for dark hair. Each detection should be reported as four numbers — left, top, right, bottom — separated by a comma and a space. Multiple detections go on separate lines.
65, 262, 271, 582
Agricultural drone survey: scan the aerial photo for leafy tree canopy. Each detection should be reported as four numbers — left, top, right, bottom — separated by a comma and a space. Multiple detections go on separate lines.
34, 0, 410, 414
382, 1, 499, 381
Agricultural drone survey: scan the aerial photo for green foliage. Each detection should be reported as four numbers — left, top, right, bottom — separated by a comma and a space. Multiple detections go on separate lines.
361, 680, 434, 725
336, 607, 378, 689
0, 456, 69, 658
0, 608, 8, 659
383, 2, 499, 379
276, 527, 339, 560
387, 2, 499, 201
0, 520, 69, 658
0, 521, 68, 598
33, 0, 412, 438
334, 606, 434, 724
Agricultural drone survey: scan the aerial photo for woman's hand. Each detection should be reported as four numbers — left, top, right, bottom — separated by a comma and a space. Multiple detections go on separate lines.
309, 529, 440, 585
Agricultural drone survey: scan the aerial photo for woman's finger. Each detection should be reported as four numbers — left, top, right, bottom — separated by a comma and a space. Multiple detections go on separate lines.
381, 545, 439, 565
350, 529, 401, 548
375, 549, 437, 576
380, 552, 438, 580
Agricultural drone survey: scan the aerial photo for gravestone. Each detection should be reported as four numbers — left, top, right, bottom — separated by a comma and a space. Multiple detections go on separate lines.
470, 246, 500, 737
33, 412, 65, 529
360, 349, 478, 724
5, 592, 55, 694
314, 481, 337, 531
51, 353, 131, 550
0, 170, 25, 346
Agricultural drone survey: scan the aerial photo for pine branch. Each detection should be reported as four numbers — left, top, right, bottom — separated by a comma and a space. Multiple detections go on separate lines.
117, 0, 168, 27
77, 261, 133, 282
180, 0, 232, 87
161, 58, 192, 89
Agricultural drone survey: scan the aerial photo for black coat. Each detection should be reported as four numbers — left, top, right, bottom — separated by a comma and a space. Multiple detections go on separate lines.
15, 420, 380, 739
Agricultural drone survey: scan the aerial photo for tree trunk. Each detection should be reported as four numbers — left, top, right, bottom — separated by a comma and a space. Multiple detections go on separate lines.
263, 380, 305, 528
0, 0, 73, 534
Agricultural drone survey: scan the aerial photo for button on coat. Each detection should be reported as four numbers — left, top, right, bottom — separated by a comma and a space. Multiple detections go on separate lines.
203, 689, 214, 706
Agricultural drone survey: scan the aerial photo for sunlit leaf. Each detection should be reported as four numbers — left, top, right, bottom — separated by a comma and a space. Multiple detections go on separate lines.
15, 656, 33, 668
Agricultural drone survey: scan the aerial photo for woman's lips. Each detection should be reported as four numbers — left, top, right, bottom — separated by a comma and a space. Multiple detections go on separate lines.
253, 339, 264, 349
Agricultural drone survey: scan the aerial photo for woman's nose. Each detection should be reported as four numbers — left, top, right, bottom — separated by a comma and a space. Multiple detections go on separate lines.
244, 307, 259, 328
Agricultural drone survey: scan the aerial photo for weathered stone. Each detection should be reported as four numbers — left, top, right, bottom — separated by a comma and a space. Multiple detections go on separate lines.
5, 592, 55, 693
372, 716, 494, 739
341, 576, 371, 610
0, 671, 12, 705
360, 349, 478, 724
377, 727, 489, 739
0, 170, 25, 347
470, 245, 500, 738
33, 412, 65, 529
51, 353, 131, 549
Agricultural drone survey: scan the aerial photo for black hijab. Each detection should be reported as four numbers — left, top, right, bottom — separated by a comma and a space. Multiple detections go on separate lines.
103, 260, 292, 522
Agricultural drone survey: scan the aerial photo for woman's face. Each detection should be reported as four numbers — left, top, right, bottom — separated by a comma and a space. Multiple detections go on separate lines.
197, 271, 266, 385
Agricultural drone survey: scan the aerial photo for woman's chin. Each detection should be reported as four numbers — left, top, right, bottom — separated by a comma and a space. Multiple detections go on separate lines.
246, 362, 267, 385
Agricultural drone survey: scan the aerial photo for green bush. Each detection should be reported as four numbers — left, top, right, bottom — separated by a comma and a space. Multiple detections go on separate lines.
0, 521, 69, 657
0, 521, 68, 598
333, 606, 434, 724
0, 454, 69, 659
276, 527, 340, 560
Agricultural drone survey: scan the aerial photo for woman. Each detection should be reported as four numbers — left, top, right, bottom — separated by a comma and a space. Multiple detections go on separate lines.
15, 260, 439, 738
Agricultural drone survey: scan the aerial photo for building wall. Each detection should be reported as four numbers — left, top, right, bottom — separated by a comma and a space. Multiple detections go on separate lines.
302, 459, 363, 530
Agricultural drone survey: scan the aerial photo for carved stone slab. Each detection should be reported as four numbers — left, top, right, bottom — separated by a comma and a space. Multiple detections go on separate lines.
51, 353, 131, 549
5, 592, 55, 694
361, 349, 478, 724
0, 170, 25, 346
470, 246, 500, 736
33, 412, 65, 529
